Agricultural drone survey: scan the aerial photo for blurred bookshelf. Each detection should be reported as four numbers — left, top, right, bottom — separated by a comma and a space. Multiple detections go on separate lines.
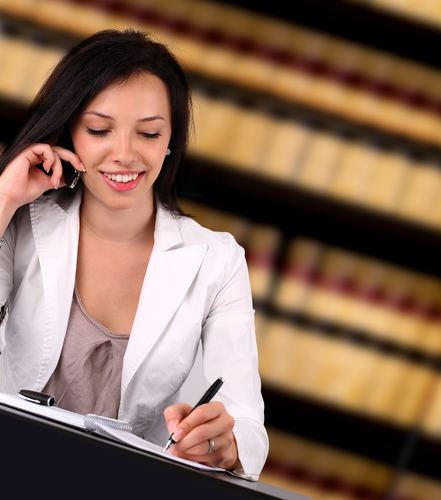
4, 0, 441, 498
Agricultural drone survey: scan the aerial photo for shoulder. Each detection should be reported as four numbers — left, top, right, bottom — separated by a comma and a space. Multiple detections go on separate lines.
176, 213, 243, 256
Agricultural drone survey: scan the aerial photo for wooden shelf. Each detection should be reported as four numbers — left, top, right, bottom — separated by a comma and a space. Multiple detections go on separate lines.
178, 156, 441, 277
219, 0, 441, 69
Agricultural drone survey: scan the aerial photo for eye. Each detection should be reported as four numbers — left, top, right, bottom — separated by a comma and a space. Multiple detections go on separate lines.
87, 128, 108, 137
141, 132, 161, 139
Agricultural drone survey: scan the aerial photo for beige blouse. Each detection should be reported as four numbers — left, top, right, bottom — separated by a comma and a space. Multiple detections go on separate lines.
43, 284, 129, 419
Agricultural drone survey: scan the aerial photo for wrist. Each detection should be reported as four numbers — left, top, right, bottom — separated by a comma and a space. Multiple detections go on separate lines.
0, 197, 18, 237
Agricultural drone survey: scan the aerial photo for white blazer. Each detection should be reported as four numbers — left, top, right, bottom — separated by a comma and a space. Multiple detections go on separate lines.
0, 187, 268, 480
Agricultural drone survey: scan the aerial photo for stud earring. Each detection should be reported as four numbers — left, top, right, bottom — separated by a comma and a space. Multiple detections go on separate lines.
166, 148, 171, 156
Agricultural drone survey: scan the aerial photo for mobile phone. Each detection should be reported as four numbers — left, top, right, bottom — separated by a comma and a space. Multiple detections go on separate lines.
62, 160, 81, 189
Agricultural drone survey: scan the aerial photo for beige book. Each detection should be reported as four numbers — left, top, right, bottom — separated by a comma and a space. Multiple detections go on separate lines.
418, 160, 441, 230
302, 247, 358, 324
273, 238, 323, 313
269, 26, 328, 106
306, 35, 362, 115
375, 267, 418, 346
221, 107, 274, 173
408, 276, 441, 353
30, 0, 114, 37
294, 129, 346, 193
421, 374, 441, 435
257, 318, 295, 386
386, 60, 441, 144
22, 43, 65, 103
376, 57, 427, 136
392, 274, 440, 351
362, 148, 410, 213
306, 333, 352, 404
327, 137, 381, 203
413, 68, 441, 145
430, 0, 441, 26
361, 352, 409, 422
0, 35, 34, 102
188, 91, 215, 155
416, 279, 441, 355
0, 0, 35, 18
342, 49, 396, 127
190, 97, 242, 163
326, 342, 378, 413
260, 116, 312, 182
340, 259, 396, 341
282, 326, 324, 395
167, 0, 241, 77
392, 364, 435, 427
193, 3, 259, 85
226, 15, 293, 92
396, 157, 441, 226
399, 0, 441, 20
245, 224, 282, 303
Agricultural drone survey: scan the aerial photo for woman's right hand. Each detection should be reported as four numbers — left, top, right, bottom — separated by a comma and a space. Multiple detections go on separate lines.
0, 143, 85, 214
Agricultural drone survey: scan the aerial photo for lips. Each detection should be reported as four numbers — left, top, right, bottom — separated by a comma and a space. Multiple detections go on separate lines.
100, 171, 144, 192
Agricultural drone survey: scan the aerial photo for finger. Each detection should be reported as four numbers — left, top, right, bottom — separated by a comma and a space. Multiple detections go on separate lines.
50, 150, 63, 189
172, 402, 225, 443
52, 146, 86, 173
176, 432, 228, 457
173, 405, 234, 454
22, 143, 57, 173
164, 403, 192, 434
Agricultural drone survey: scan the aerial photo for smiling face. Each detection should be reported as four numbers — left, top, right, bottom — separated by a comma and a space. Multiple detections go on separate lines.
70, 72, 172, 213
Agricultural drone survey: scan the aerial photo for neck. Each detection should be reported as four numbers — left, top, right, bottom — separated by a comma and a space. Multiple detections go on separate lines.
79, 191, 156, 245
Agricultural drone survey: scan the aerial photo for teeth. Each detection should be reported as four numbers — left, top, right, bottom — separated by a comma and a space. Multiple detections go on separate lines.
104, 173, 139, 183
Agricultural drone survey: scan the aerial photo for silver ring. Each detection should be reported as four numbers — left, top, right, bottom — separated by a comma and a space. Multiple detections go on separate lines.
208, 439, 215, 454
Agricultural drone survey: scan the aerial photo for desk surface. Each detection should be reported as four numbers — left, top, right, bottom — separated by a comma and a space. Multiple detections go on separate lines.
0, 404, 312, 499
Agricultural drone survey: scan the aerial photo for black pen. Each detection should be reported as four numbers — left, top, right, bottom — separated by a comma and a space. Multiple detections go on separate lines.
18, 390, 56, 407
163, 376, 224, 452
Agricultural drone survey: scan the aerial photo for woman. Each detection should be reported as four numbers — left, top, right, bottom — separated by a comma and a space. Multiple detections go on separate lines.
0, 29, 268, 480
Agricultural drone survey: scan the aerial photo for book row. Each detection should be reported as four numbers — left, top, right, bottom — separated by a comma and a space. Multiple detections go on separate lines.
180, 198, 441, 356
180, 198, 441, 432
261, 425, 441, 500
190, 89, 441, 233
257, 313, 440, 431
1, 0, 441, 148
2, 16, 441, 237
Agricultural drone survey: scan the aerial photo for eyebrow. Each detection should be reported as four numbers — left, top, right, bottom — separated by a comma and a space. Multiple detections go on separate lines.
83, 111, 166, 122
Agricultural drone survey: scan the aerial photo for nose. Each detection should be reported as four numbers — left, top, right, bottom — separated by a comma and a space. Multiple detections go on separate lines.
110, 133, 137, 165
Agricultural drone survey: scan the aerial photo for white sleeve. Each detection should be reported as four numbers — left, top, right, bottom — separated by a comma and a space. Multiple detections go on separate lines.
0, 214, 18, 308
201, 235, 269, 481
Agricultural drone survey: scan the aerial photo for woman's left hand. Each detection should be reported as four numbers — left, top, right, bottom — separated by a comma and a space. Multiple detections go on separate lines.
163, 401, 242, 471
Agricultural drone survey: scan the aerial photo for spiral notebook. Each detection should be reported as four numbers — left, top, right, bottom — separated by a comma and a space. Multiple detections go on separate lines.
0, 391, 224, 472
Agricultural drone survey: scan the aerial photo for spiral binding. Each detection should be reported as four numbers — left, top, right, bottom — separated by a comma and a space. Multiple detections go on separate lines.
84, 413, 132, 437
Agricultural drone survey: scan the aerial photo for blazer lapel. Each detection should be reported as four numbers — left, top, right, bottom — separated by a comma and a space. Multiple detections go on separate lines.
30, 189, 81, 386
121, 208, 207, 396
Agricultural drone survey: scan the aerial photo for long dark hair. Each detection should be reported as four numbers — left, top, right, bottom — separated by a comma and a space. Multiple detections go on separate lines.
0, 28, 192, 214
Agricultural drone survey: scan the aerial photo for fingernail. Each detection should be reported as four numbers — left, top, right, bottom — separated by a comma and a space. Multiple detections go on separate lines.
80, 162, 86, 172
55, 179, 60, 190
173, 429, 184, 442
167, 420, 178, 434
